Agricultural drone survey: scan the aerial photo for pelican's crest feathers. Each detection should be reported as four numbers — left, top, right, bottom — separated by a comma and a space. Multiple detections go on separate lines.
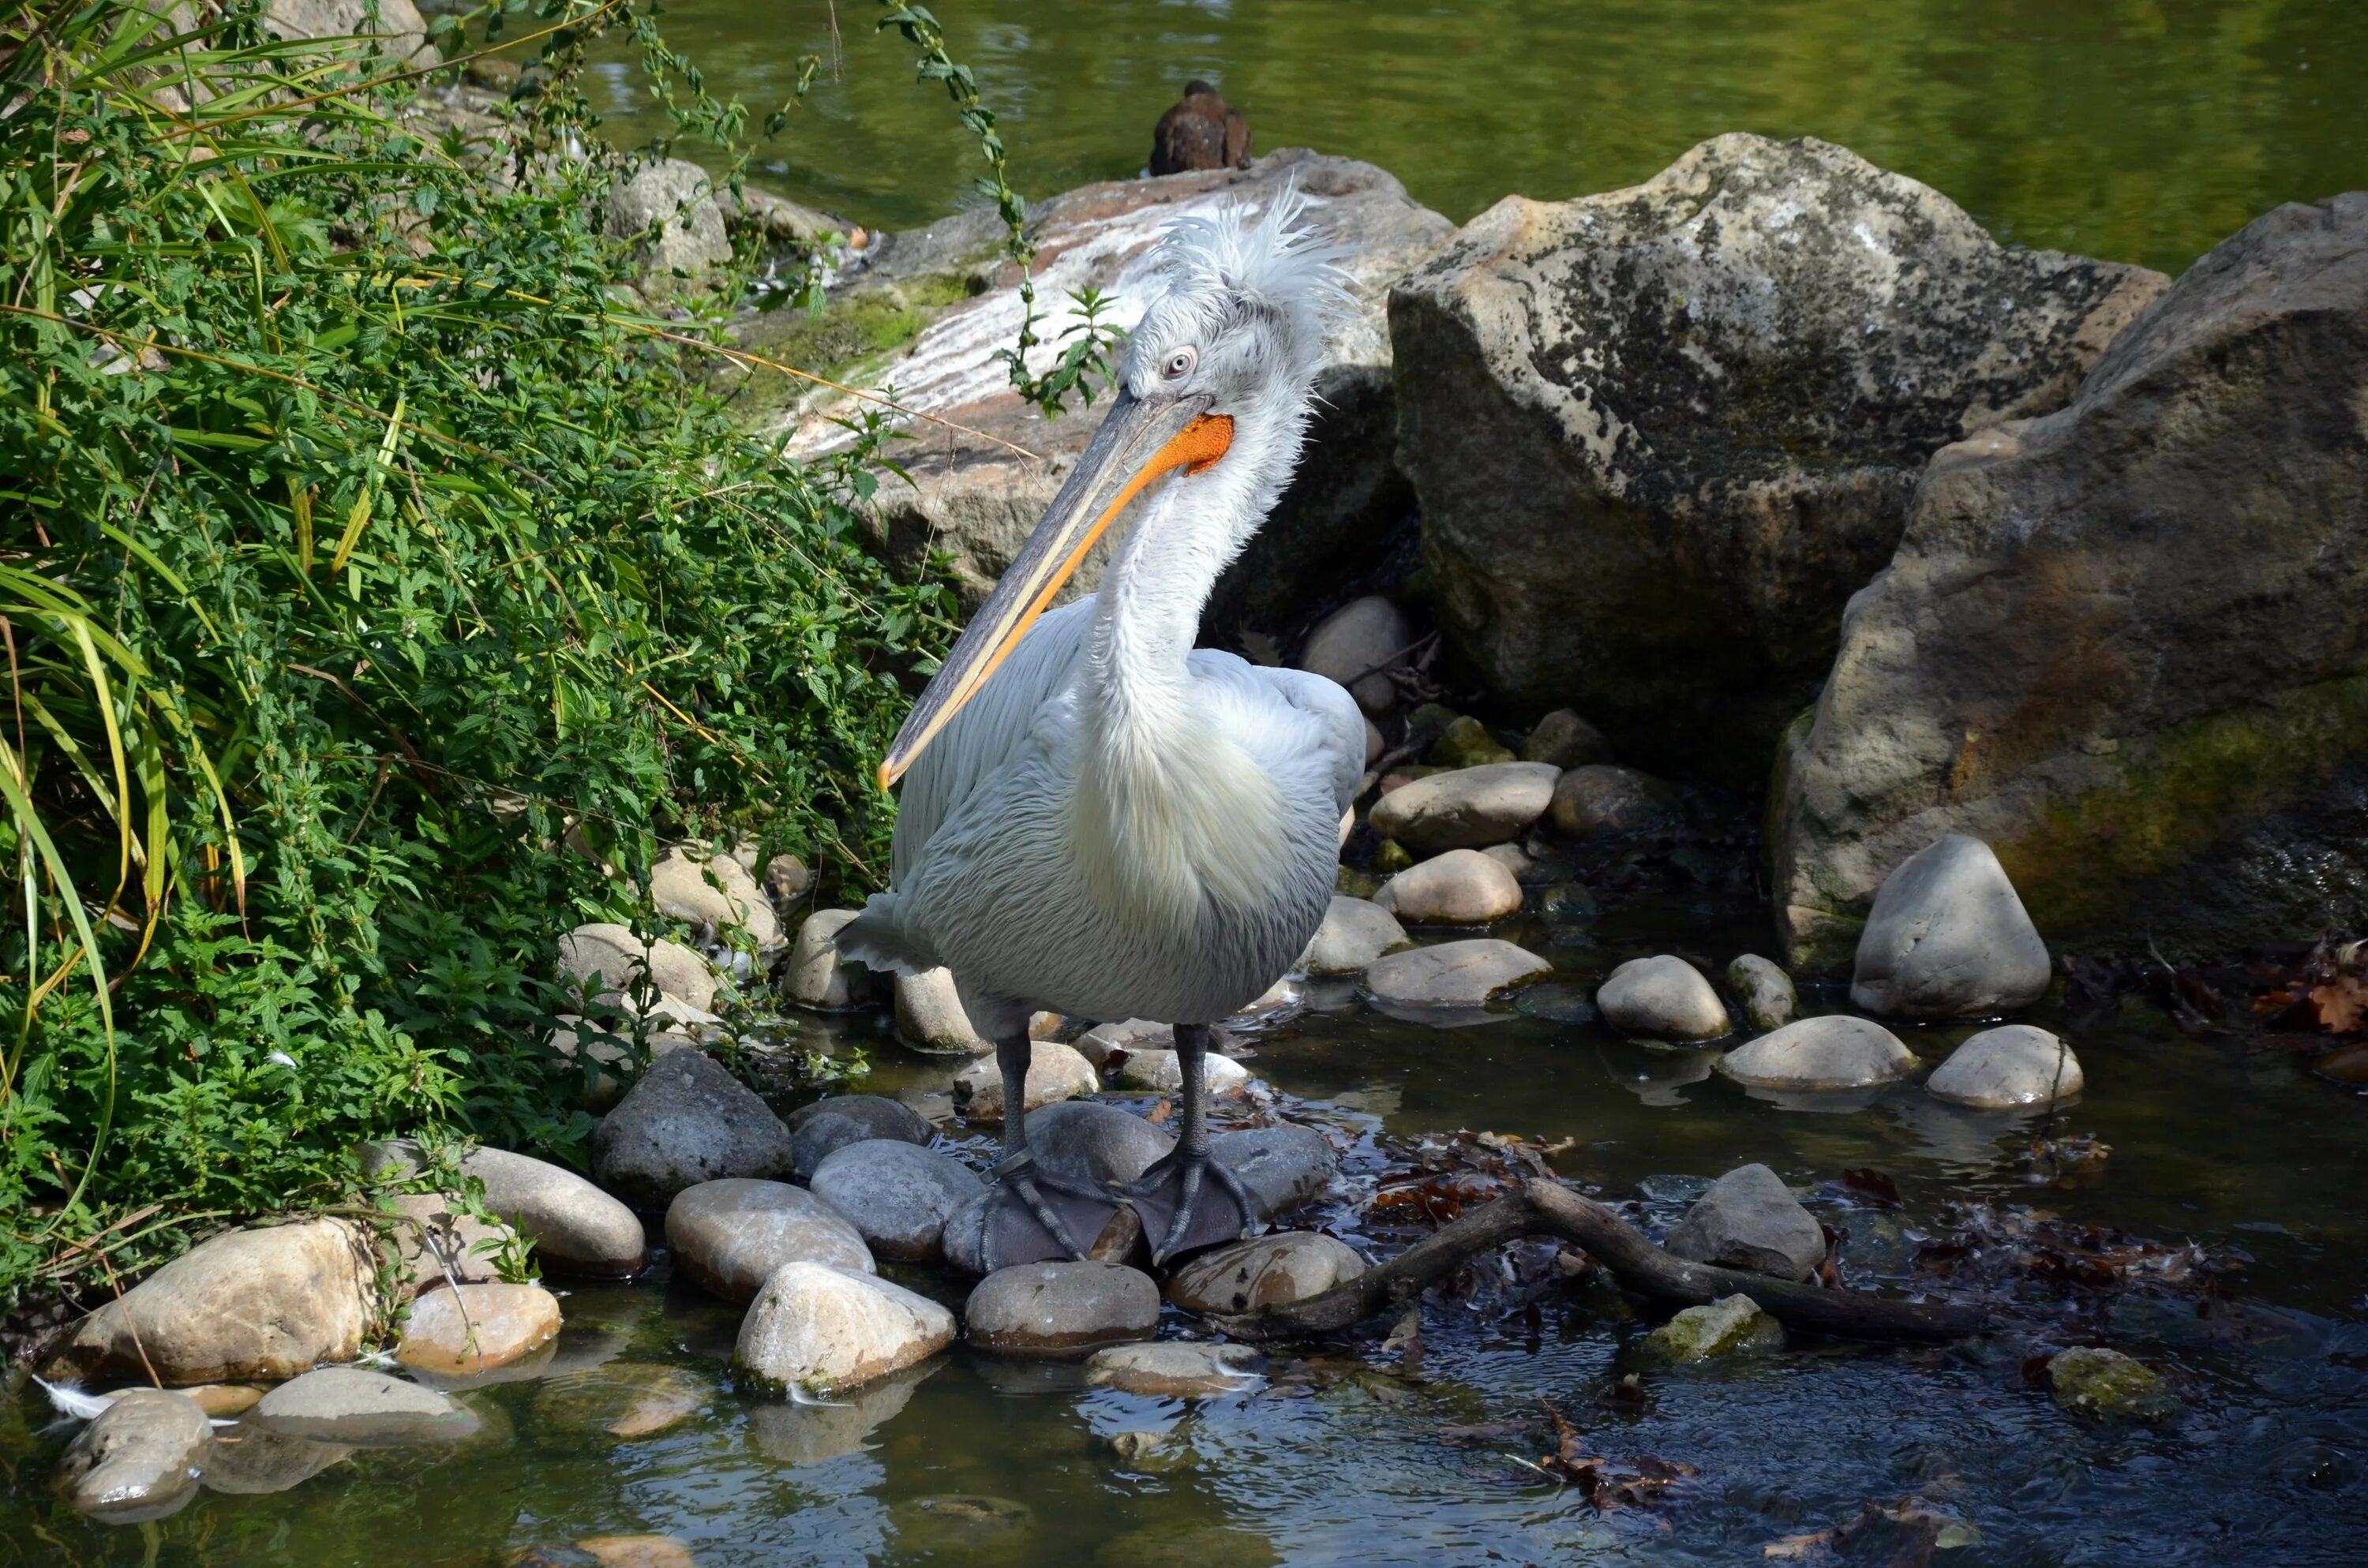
1147, 178, 1355, 352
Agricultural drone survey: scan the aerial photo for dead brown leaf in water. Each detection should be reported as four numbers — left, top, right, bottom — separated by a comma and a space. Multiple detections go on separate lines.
2310, 974, 2368, 1035
1536, 1399, 1695, 1511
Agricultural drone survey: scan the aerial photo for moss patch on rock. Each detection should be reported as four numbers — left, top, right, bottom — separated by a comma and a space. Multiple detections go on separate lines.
725, 273, 975, 424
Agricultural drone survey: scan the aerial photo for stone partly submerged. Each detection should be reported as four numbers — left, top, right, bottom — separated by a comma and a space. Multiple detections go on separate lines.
758, 150, 1453, 640
1363, 938, 1550, 1011
736, 1263, 956, 1394
1393, 133, 2167, 779
1774, 193, 2368, 967
1927, 1025, 2085, 1109
1718, 1016, 1917, 1092
248, 1368, 479, 1447
965, 1262, 1161, 1357
56, 1389, 214, 1522
665, 1179, 875, 1302
590, 1050, 796, 1209
1849, 835, 2052, 1017
1660, 1164, 1827, 1282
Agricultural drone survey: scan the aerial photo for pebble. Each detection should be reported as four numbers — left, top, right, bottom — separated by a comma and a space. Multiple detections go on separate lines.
1296, 596, 1410, 715
965, 1261, 1160, 1356
1718, 1016, 1917, 1091
1926, 1025, 2084, 1108
1074, 1016, 1172, 1068
736, 1262, 956, 1393
591, 1050, 796, 1208
366, 1141, 646, 1278
650, 847, 778, 945
1027, 1100, 1175, 1187
43, 1218, 374, 1384
1084, 1342, 1265, 1398
57, 1389, 212, 1522
896, 967, 993, 1053
1725, 953, 1798, 1032
1661, 1165, 1826, 1282
1548, 764, 1682, 840
1364, 938, 1550, 1008
1523, 708, 1613, 769
1428, 714, 1516, 768
1597, 955, 1731, 1042
787, 1093, 934, 1181
1206, 1125, 1339, 1218
534, 1363, 710, 1439
396, 1282, 565, 1375
953, 1041, 1100, 1122
1851, 834, 2051, 1018
1373, 848, 1523, 924
249, 1368, 479, 1446
1366, 762, 1560, 854
1647, 1294, 1782, 1361
665, 1178, 874, 1302
1302, 896, 1409, 976
1164, 1232, 1366, 1314
786, 908, 866, 1009
809, 1140, 986, 1263
2048, 1345, 2178, 1422
556, 922, 718, 1012
1113, 1048, 1252, 1097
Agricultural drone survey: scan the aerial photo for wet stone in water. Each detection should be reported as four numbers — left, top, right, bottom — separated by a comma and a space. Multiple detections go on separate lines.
736, 1261, 956, 1393
890, 1494, 1034, 1554
249, 1367, 479, 1447
1165, 1232, 1366, 1314
1207, 1125, 1339, 1218
534, 1363, 712, 1439
1515, 981, 1598, 1025
1926, 1025, 2084, 1108
1302, 895, 1409, 976
1725, 953, 1797, 1032
396, 1282, 564, 1376
2048, 1346, 2179, 1422
1085, 1342, 1265, 1397
1660, 1164, 1826, 1282
1718, 1016, 1917, 1091
198, 1420, 350, 1495
1373, 848, 1523, 924
665, 1177, 874, 1302
57, 1388, 212, 1523
1646, 1293, 1782, 1361
965, 1261, 1161, 1356
1596, 955, 1730, 1042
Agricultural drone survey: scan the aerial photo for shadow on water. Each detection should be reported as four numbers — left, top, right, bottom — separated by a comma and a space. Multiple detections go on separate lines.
8, 872, 2368, 1566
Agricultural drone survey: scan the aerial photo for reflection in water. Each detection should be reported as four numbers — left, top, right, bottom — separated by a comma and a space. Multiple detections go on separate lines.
745, 1362, 935, 1465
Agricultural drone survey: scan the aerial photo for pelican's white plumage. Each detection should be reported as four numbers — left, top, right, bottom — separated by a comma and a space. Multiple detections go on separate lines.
837, 185, 1364, 1264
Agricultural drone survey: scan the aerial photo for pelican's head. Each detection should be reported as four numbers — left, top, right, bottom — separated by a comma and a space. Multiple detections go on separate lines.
879, 183, 1351, 790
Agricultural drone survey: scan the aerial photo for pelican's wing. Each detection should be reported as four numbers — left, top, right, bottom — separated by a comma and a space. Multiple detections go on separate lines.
1196, 654, 1366, 818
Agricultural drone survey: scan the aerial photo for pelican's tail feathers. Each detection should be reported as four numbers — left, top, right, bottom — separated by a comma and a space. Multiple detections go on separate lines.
834, 891, 936, 978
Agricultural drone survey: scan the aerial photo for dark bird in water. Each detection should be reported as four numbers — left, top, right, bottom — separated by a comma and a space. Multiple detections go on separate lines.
1150, 79, 1250, 176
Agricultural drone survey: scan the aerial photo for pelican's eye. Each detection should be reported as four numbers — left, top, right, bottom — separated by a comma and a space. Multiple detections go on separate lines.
1160, 346, 1198, 381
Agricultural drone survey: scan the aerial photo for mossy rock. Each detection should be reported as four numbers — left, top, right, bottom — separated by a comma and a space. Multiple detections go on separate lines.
1429, 715, 1516, 769
2048, 1346, 2178, 1423
1645, 1293, 1782, 1362
724, 274, 974, 425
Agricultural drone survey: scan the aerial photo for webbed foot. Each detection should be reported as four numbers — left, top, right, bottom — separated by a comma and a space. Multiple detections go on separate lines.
1119, 1147, 1261, 1265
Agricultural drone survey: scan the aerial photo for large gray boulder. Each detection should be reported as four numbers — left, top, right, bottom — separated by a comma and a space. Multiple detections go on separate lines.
1392, 133, 2167, 779
1774, 193, 2368, 967
1849, 836, 2051, 1017
591, 1050, 796, 1208
767, 151, 1452, 638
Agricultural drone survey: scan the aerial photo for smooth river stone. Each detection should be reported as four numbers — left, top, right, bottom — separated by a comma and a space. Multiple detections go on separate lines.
1113, 1048, 1252, 1096
1660, 1163, 1826, 1282
1084, 1342, 1265, 1398
808, 1140, 986, 1263
787, 907, 864, 1008
556, 922, 718, 1012
1364, 937, 1550, 1007
1302, 895, 1408, 976
1725, 953, 1798, 1033
1373, 848, 1524, 924
1926, 1024, 2084, 1108
665, 1178, 874, 1302
788, 1093, 934, 1181
965, 1262, 1160, 1357
896, 966, 995, 1053
534, 1363, 711, 1439
1549, 764, 1682, 840
365, 1140, 646, 1279
249, 1368, 478, 1447
1595, 955, 1731, 1042
1165, 1232, 1366, 1315
592, 1050, 797, 1209
57, 1389, 212, 1523
1718, 1016, 1917, 1091
395, 1282, 565, 1375
1366, 761, 1561, 854
1029, 1099, 1175, 1187
736, 1261, 956, 1393
1207, 1125, 1339, 1218
1850, 834, 2051, 1019
952, 1040, 1100, 1121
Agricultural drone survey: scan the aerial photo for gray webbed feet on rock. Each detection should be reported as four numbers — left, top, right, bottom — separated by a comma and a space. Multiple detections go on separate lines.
1119, 1148, 1261, 1266
980, 1152, 1126, 1270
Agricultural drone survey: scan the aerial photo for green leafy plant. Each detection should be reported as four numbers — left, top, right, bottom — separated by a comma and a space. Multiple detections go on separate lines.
0, 0, 972, 1311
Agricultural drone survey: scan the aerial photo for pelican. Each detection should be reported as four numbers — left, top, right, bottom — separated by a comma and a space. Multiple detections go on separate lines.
837, 189, 1363, 1270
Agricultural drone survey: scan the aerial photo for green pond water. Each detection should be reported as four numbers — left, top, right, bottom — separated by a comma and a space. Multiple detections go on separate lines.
578, 0, 2368, 275
9, 3, 2368, 1562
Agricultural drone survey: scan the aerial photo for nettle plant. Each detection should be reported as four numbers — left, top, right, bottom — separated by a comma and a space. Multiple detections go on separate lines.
0, 0, 1094, 1308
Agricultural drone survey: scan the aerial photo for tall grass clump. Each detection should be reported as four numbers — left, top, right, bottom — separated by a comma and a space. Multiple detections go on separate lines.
0, 0, 963, 1311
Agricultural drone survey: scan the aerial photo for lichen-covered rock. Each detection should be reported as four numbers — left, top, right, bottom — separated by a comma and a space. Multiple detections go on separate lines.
809, 1140, 985, 1263
965, 1262, 1160, 1357
1164, 1232, 1366, 1314
650, 847, 778, 945
1645, 1293, 1782, 1361
1396, 133, 2166, 779
1302, 895, 1409, 975
1927, 1025, 2084, 1108
1718, 1016, 1917, 1091
1725, 954, 1798, 1033
605, 159, 733, 279
775, 152, 1453, 634
1368, 762, 1560, 854
665, 1179, 873, 1302
1661, 1164, 1826, 1282
1364, 938, 1549, 1008
591, 1052, 796, 1209
2048, 1346, 2178, 1422
1429, 715, 1516, 769
1774, 193, 2368, 967
1298, 596, 1411, 715
557, 922, 718, 1012
1849, 836, 2052, 1017
736, 1263, 954, 1393
45, 1219, 376, 1385
1596, 956, 1730, 1042
56, 1389, 212, 1522
1373, 848, 1524, 924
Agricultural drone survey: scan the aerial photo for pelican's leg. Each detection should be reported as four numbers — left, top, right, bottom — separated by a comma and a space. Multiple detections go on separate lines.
1122, 1023, 1260, 1266
988, 1032, 1122, 1265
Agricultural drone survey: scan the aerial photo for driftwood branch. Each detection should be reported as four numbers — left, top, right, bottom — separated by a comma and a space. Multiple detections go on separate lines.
1207, 1180, 1985, 1344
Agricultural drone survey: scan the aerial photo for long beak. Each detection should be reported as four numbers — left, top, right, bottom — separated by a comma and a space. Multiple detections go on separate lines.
877, 390, 1233, 791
